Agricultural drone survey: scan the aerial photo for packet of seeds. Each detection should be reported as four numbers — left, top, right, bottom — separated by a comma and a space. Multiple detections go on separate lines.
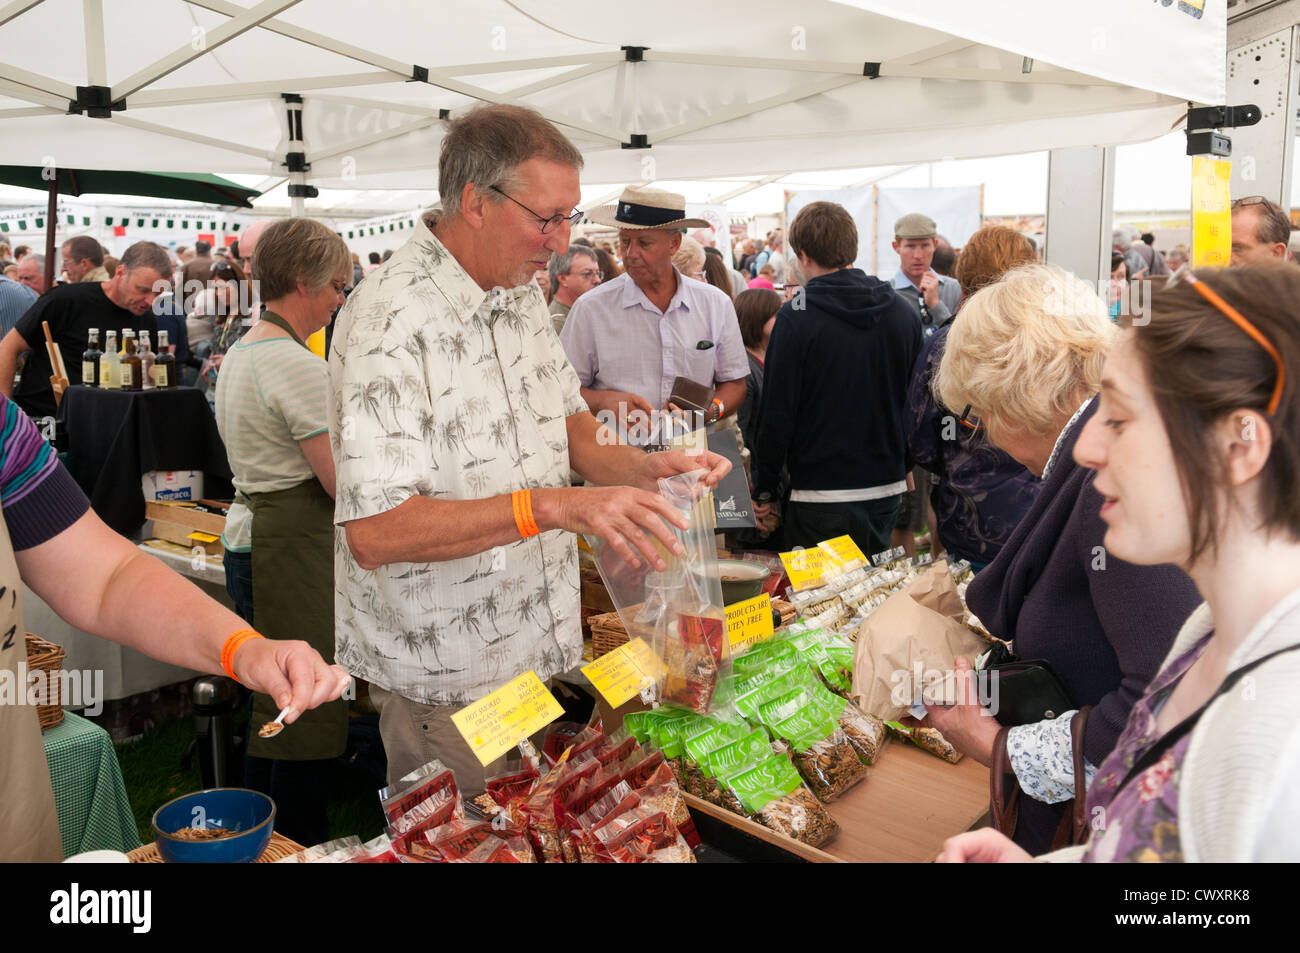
726, 753, 838, 848
772, 702, 867, 801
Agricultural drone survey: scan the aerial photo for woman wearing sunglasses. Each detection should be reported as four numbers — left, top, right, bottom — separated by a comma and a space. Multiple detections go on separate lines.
928, 264, 1201, 855
939, 263, 1300, 862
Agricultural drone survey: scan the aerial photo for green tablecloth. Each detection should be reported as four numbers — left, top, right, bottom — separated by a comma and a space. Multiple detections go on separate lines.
43, 711, 142, 857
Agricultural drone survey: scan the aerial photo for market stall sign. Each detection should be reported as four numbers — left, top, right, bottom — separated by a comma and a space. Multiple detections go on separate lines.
779, 546, 841, 591
451, 671, 565, 765
1191, 156, 1231, 268
581, 637, 665, 709
818, 535, 867, 569
727, 593, 774, 653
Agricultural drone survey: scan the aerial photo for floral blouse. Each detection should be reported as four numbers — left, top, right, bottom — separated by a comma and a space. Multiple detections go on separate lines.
1081, 633, 1214, 863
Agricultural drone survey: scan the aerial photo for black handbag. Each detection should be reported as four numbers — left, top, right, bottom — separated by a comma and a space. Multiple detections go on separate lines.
978, 641, 1075, 727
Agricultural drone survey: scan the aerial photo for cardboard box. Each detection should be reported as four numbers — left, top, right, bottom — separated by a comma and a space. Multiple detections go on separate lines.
150, 519, 223, 555
142, 469, 204, 502
144, 500, 228, 537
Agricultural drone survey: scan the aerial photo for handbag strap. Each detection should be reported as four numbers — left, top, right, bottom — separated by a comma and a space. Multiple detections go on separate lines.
1114, 644, 1300, 796
988, 726, 1019, 837
1050, 705, 1092, 850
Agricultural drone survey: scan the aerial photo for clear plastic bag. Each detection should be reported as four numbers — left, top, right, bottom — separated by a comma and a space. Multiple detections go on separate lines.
586, 470, 729, 714
726, 755, 838, 848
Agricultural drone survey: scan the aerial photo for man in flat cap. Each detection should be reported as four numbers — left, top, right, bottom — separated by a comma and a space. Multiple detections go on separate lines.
561, 185, 748, 447
891, 212, 961, 335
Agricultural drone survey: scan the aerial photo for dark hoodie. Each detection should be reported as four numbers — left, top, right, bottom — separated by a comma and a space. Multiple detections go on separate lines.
752, 268, 921, 498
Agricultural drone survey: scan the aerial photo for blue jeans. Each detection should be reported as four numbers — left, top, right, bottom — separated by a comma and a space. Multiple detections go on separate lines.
223, 548, 254, 626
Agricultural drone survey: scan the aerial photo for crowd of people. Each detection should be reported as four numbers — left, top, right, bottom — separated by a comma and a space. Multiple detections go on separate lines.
0, 103, 1297, 861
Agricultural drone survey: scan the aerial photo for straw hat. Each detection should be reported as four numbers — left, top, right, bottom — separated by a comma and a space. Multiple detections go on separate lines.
587, 185, 711, 231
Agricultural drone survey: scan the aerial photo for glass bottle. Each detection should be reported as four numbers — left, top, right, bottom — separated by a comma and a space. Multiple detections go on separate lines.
154, 330, 175, 389
139, 331, 156, 391
101, 330, 121, 389
122, 330, 142, 392
82, 329, 102, 387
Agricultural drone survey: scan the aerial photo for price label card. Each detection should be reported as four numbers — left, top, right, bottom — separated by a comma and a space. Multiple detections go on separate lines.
451, 671, 565, 766
819, 535, 867, 568
187, 531, 220, 544
581, 637, 665, 709
727, 593, 774, 653
779, 546, 841, 591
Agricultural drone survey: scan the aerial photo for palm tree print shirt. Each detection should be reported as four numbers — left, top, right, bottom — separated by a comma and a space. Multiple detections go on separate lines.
328, 213, 589, 706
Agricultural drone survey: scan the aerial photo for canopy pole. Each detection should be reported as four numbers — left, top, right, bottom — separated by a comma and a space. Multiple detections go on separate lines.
1044, 146, 1115, 286
43, 171, 56, 291
283, 95, 310, 217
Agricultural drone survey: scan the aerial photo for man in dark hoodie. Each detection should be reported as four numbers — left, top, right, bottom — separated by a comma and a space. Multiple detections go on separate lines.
752, 201, 922, 553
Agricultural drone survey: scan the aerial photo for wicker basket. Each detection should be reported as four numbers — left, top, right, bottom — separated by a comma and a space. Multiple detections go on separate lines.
127, 832, 306, 863
590, 598, 797, 660
25, 633, 65, 730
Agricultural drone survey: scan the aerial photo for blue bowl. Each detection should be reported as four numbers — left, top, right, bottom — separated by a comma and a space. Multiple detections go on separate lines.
152, 788, 276, 863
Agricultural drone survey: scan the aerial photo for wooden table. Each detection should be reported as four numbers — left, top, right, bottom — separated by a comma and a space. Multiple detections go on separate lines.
685, 737, 989, 862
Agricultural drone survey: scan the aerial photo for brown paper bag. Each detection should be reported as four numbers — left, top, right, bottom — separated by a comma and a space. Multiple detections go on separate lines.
849, 561, 988, 722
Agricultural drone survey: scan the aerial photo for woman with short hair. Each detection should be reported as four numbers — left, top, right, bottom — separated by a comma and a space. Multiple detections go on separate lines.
941, 263, 1300, 862
216, 216, 351, 845
926, 263, 1202, 854
905, 226, 1042, 568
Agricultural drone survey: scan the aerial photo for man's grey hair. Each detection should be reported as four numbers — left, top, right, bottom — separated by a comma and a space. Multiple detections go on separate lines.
22, 253, 44, 269
438, 104, 583, 219
119, 241, 174, 279
548, 245, 597, 296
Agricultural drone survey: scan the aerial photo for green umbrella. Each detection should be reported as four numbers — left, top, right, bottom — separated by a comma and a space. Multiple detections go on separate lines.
0, 166, 262, 289
0, 166, 260, 207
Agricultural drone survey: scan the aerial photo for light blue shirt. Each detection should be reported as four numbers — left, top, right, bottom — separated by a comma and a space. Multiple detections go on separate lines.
891, 268, 961, 330
0, 276, 37, 338
561, 270, 748, 441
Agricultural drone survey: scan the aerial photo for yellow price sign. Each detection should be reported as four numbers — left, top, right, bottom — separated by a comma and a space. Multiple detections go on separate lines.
727, 593, 775, 653
780, 546, 841, 591
451, 671, 565, 766
581, 637, 665, 709
1191, 156, 1231, 268
819, 535, 867, 568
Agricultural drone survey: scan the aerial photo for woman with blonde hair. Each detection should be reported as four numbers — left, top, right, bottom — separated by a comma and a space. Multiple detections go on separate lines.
905, 226, 1042, 568
672, 236, 707, 281
942, 263, 1300, 862
923, 263, 1201, 854
216, 216, 352, 845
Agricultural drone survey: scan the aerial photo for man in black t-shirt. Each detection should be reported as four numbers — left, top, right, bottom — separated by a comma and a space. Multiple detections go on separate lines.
0, 241, 171, 419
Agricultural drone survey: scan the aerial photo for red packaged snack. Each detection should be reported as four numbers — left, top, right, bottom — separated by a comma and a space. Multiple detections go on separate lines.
350, 834, 401, 863
378, 760, 458, 826
424, 818, 537, 863
619, 749, 667, 790
594, 806, 696, 864
574, 782, 641, 863
484, 757, 540, 809
453, 834, 536, 863
636, 779, 700, 848
519, 749, 570, 863
540, 722, 586, 766
387, 786, 465, 858
593, 730, 639, 768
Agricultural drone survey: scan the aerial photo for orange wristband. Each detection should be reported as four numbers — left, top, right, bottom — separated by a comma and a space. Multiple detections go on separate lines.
221, 629, 264, 683
512, 489, 539, 539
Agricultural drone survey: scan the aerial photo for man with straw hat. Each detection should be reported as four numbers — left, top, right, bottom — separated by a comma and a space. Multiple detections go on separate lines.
561, 185, 748, 447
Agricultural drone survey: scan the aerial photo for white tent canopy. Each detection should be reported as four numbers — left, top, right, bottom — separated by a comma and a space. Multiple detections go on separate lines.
0, 0, 1224, 201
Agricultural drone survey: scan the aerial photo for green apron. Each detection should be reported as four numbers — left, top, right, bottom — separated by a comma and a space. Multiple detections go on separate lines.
244, 312, 348, 761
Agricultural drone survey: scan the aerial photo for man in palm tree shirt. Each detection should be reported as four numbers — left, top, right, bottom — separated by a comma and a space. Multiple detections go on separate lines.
329, 105, 729, 795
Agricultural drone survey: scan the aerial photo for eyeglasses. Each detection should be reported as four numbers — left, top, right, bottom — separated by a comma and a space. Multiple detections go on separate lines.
571, 269, 603, 282
959, 405, 985, 432
1167, 264, 1285, 415
1230, 195, 1275, 211
490, 185, 583, 234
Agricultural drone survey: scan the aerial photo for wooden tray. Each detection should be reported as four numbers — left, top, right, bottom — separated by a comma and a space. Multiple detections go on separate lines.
685, 739, 989, 863
127, 832, 305, 863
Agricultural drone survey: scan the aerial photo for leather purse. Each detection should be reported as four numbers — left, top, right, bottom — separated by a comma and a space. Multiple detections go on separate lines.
979, 641, 1075, 727
990, 705, 1091, 850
